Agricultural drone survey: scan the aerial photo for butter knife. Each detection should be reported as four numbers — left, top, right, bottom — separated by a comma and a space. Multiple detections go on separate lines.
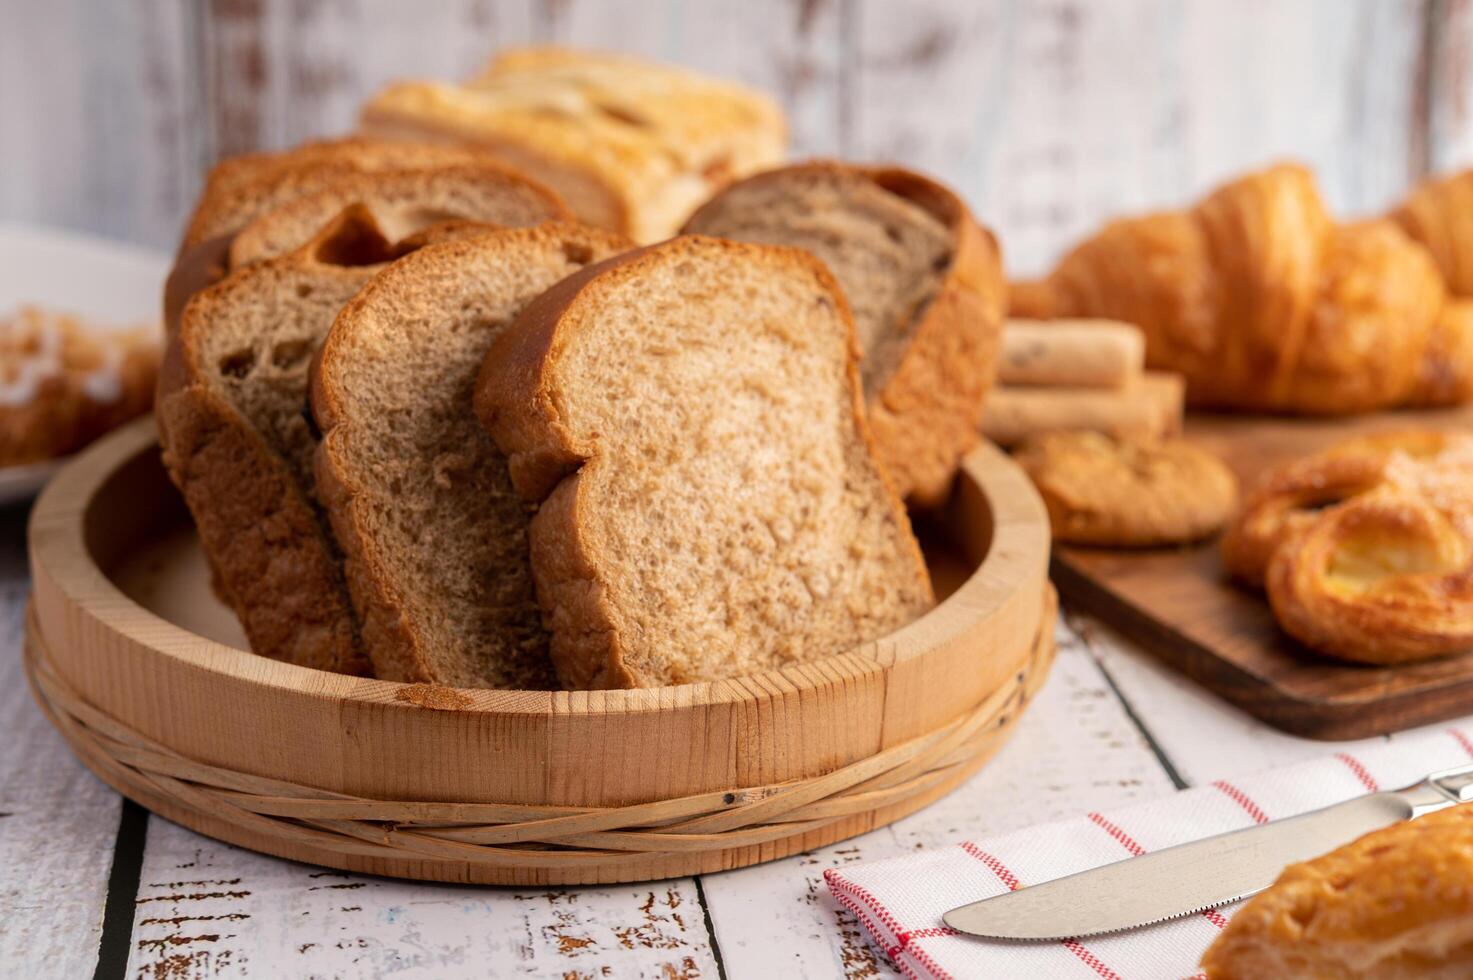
944, 762, 1473, 940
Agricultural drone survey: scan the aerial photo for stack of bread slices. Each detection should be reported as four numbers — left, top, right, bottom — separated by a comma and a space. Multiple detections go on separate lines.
157, 50, 1006, 691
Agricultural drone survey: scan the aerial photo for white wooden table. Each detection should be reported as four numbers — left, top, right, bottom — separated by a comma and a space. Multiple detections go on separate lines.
5, 497, 1464, 980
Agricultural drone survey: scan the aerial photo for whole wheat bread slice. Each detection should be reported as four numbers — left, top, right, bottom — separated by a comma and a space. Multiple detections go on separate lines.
474, 235, 935, 689
683, 162, 1005, 506
312, 223, 632, 689
157, 207, 491, 674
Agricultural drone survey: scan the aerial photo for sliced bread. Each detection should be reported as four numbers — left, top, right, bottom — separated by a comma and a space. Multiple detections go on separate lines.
157, 206, 490, 674
311, 223, 632, 689
474, 235, 935, 689
165, 141, 567, 333
682, 162, 1006, 507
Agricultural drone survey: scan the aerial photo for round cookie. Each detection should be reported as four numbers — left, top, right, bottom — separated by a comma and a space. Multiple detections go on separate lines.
1015, 431, 1238, 547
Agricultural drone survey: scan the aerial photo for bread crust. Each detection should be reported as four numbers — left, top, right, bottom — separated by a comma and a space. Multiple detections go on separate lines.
682, 161, 1006, 507
475, 235, 933, 689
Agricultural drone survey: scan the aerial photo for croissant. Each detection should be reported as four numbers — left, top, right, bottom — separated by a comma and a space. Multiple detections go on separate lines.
1014, 164, 1473, 413
1223, 430, 1473, 664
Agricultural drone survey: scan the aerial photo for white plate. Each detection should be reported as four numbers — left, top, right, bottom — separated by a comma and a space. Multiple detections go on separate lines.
0, 223, 169, 506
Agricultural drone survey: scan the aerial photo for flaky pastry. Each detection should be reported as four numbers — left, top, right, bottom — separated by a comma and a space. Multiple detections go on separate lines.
1224, 431, 1473, 664
1013, 164, 1473, 413
1202, 803, 1473, 979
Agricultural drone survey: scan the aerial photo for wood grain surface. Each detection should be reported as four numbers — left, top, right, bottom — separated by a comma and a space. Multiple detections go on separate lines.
1054, 404, 1473, 741
2, 0, 1470, 277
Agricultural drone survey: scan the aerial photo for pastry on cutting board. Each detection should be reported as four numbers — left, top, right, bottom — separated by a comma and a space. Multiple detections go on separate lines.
683, 161, 1005, 507
1013, 163, 1473, 414
361, 47, 787, 243
1223, 431, 1473, 665
1015, 431, 1237, 547
1, 306, 158, 467
1201, 802, 1473, 979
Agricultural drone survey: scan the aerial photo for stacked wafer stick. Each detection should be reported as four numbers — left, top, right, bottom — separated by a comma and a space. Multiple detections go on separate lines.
983, 319, 1184, 446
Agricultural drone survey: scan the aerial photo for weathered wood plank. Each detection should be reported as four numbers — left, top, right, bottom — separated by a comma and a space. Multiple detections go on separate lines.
1428, 0, 1473, 172
699, 617, 1181, 979
0, 508, 121, 978
849, 0, 1428, 276
126, 815, 720, 978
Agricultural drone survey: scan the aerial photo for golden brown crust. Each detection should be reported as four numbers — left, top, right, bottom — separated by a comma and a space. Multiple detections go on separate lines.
1393, 168, 1473, 297
1202, 803, 1473, 979
1018, 163, 1472, 414
475, 235, 932, 689
0, 307, 158, 467
1223, 430, 1473, 664
1014, 431, 1237, 547
359, 47, 787, 241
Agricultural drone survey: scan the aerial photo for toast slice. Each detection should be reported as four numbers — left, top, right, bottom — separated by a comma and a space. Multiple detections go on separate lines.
683, 162, 1005, 506
165, 141, 567, 333
157, 207, 489, 673
312, 223, 632, 688
475, 235, 935, 689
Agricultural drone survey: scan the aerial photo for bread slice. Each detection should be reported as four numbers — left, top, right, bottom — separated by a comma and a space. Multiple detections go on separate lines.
158, 207, 490, 674
312, 223, 632, 689
683, 162, 1006, 506
475, 235, 935, 689
165, 140, 567, 333
360, 46, 786, 242
227, 165, 567, 267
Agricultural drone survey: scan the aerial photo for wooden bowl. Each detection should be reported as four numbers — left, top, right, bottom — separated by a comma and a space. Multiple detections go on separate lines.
26, 419, 1054, 885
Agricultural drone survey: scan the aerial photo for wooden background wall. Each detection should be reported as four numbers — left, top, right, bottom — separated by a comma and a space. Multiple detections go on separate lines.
2, 0, 1471, 275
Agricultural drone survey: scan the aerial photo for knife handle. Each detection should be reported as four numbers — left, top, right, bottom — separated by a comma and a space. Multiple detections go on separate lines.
1429, 763, 1473, 804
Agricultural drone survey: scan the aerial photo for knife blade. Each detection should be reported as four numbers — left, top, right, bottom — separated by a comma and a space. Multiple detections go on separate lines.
943, 763, 1473, 941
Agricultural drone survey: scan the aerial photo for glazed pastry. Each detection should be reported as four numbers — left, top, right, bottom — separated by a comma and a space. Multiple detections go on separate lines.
1, 306, 158, 467
1201, 802, 1473, 979
1013, 164, 1473, 413
1015, 431, 1237, 547
1224, 431, 1473, 664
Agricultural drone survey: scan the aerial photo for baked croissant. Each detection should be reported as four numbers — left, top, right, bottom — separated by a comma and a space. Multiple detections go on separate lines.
1201, 802, 1473, 979
1223, 431, 1473, 664
1013, 164, 1473, 413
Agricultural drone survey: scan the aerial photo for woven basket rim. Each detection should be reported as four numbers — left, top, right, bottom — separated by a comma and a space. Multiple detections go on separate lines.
26, 588, 1056, 866
29, 418, 1050, 714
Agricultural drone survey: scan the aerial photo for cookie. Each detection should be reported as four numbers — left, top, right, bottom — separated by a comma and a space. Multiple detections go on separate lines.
1015, 431, 1238, 547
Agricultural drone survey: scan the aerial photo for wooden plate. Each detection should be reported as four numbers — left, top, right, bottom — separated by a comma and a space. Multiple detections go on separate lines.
1055, 405, 1473, 741
25, 419, 1054, 885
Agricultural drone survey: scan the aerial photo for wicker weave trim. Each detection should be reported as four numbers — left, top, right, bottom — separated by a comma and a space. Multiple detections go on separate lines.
26, 588, 1055, 869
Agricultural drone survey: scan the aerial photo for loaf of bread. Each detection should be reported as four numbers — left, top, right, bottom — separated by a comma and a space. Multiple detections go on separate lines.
683, 162, 1005, 506
312, 223, 631, 688
1, 306, 158, 467
360, 47, 786, 242
158, 208, 494, 675
165, 139, 567, 332
475, 235, 934, 689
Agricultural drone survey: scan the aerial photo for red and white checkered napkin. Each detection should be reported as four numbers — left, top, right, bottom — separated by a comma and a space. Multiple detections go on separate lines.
825, 726, 1473, 980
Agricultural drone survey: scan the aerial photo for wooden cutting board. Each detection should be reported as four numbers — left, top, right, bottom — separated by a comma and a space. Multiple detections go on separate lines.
1052, 404, 1473, 741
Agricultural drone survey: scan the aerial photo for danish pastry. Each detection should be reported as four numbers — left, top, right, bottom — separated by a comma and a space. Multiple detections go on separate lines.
1224, 431, 1473, 664
1014, 431, 1237, 547
1202, 802, 1473, 979
1, 306, 158, 467
1013, 164, 1473, 414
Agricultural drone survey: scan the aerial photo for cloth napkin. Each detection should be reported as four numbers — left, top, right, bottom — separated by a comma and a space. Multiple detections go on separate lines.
825, 725, 1473, 980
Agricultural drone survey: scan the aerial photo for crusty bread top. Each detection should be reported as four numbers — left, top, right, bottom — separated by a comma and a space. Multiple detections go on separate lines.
360, 46, 786, 241
312, 222, 633, 689
475, 235, 934, 688
180, 138, 504, 249
683, 161, 954, 399
226, 164, 568, 267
